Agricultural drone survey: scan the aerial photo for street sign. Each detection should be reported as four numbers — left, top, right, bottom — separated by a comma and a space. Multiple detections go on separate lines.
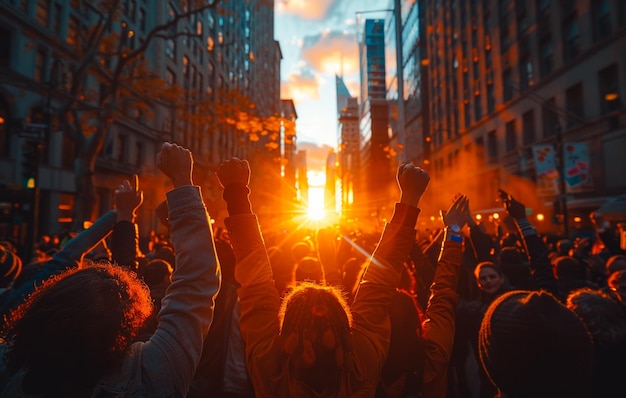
18, 123, 47, 140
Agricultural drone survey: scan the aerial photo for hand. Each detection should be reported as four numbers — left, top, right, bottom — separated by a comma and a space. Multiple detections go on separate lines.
397, 163, 430, 206
114, 174, 143, 222
498, 189, 526, 219
441, 194, 469, 229
216, 157, 250, 188
156, 142, 193, 187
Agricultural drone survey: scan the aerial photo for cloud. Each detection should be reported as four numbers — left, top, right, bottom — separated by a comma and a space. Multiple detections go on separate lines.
276, 0, 335, 20
296, 142, 334, 172
280, 71, 321, 104
301, 30, 359, 76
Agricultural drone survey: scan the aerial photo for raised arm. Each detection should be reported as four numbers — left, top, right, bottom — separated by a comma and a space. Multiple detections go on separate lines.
216, 158, 280, 370
134, 143, 220, 396
110, 174, 144, 271
422, 194, 467, 397
350, 164, 429, 381
499, 189, 556, 293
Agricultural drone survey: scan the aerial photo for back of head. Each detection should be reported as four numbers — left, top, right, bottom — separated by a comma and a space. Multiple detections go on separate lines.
553, 256, 586, 280
479, 290, 593, 398
556, 239, 574, 256
0, 245, 22, 288
606, 255, 626, 276
294, 256, 324, 284
279, 283, 353, 392
3, 265, 153, 395
566, 288, 626, 347
291, 240, 313, 263
141, 259, 173, 287
497, 248, 531, 289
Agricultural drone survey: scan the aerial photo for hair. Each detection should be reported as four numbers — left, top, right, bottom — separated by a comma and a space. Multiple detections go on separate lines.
473, 261, 504, 282
606, 255, 626, 276
278, 282, 353, 392
0, 245, 22, 288
567, 288, 626, 346
2, 264, 153, 395
141, 259, 173, 287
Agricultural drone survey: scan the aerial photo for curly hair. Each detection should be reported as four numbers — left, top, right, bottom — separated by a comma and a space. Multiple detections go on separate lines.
278, 282, 353, 392
2, 264, 153, 395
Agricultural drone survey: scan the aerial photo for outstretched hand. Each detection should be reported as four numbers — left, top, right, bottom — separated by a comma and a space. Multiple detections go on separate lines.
397, 163, 430, 207
498, 189, 526, 219
216, 157, 250, 188
114, 174, 143, 222
442, 194, 470, 229
157, 142, 193, 188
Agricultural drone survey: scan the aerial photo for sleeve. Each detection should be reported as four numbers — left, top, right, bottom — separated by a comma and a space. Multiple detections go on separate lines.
515, 218, 557, 294
140, 185, 221, 396
422, 239, 463, 397
350, 203, 419, 381
110, 220, 140, 272
225, 214, 280, 368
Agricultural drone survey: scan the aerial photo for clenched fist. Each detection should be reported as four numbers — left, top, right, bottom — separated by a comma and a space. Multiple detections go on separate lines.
397, 163, 430, 207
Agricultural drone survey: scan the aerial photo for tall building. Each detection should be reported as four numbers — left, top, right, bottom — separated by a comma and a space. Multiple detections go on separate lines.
337, 93, 359, 219
358, 19, 392, 220
422, 0, 626, 233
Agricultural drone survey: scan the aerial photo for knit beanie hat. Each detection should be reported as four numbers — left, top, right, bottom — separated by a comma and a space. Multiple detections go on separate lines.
553, 256, 585, 280
479, 290, 593, 398
0, 245, 22, 288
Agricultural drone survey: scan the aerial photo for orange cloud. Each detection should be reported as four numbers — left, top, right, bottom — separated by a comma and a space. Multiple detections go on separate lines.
297, 142, 334, 172
276, 0, 335, 20
301, 30, 359, 76
280, 71, 321, 104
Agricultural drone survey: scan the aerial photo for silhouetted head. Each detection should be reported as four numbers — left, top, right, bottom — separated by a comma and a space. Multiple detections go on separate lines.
3, 264, 153, 396
606, 255, 626, 276
0, 245, 22, 289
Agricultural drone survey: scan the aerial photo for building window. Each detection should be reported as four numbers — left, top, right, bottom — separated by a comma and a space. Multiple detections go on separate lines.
67, 16, 79, 47
562, 15, 580, 61
487, 130, 498, 163
522, 110, 535, 145
565, 82, 584, 126
474, 94, 482, 121
516, 0, 528, 35
36, 0, 49, 27
166, 39, 175, 59
53, 3, 62, 35
116, 135, 127, 162
502, 67, 513, 101
538, 39, 553, 77
505, 120, 517, 152
542, 98, 559, 137
166, 68, 175, 85
138, 8, 145, 30
521, 57, 533, 89
464, 102, 471, 129
598, 64, 620, 114
499, 0, 510, 51
0, 27, 10, 68
134, 141, 143, 167
592, 0, 611, 41
487, 83, 495, 114
35, 48, 46, 83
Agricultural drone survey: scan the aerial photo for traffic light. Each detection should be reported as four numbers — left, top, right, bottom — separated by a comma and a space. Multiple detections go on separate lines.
21, 140, 41, 189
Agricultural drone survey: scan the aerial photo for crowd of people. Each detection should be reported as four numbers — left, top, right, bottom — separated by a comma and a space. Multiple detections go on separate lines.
1, 142, 625, 397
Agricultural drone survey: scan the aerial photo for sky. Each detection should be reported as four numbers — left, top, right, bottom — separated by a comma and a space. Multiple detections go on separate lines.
274, 0, 393, 177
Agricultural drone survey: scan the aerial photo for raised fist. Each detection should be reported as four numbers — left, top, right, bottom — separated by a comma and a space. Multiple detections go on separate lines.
114, 174, 143, 221
156, 142, 193, 188
498, 189, 526, 220
397, 163, 430, 206
216, 157, 251, 188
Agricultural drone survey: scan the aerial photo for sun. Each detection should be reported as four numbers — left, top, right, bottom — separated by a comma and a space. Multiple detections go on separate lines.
307, 187, 326, 221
